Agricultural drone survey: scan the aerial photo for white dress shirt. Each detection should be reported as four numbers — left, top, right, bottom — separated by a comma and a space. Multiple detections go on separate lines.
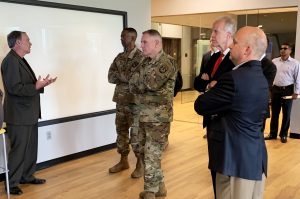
272, 56, 300, 94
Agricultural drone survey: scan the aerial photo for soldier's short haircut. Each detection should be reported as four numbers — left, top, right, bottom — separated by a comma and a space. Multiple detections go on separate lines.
7, 30, 25, 49
143, 29, 162, 38
214, 16, 237, 35
123, 27, 137, 39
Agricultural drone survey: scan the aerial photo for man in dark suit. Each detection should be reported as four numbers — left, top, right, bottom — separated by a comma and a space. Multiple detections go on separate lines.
194, 26, 269, 199
1, 31, 56, 195
260, 55, 277, 132
194, 44, 217, 92
194, 16, 236, 198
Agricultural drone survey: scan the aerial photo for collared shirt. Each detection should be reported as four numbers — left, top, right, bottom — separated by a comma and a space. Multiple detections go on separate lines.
232, 61, 247, 70
272, 56, 300, 94
222, 48, 230, 60
260, 53, 266, 61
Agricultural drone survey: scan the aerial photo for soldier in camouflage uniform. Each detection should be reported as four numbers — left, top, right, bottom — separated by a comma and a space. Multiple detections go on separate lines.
129, 29, 177, 199
108, 28, 144, 178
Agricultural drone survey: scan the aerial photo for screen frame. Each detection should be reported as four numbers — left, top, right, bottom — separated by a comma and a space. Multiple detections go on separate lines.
0, 0, 127, 127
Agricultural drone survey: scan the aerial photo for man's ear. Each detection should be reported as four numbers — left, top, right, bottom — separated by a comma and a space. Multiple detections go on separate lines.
244, 46, 251, 56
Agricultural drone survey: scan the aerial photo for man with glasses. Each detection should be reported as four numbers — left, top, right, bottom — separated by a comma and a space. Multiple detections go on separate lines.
265, 43, 300, 143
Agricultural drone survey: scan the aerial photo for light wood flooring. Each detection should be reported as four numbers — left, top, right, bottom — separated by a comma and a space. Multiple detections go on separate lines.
1, 91, 300, 199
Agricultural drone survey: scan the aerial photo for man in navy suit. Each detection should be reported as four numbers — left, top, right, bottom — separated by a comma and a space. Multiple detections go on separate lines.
194, 26, 269, 199
194, 16, 236, 198
1, 31, 56, 195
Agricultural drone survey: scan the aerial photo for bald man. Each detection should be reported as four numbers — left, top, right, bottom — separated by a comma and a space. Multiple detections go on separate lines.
194, 26, 269, 199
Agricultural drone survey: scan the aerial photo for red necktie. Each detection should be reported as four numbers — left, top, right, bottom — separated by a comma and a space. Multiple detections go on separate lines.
211, 53, 224, 78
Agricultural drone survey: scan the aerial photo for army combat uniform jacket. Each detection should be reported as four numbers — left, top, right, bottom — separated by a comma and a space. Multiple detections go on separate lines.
129, 50, 177, 123
108, 46, 144, 105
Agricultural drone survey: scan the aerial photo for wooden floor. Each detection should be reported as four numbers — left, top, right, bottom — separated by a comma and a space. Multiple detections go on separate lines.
1, 91, 300, 199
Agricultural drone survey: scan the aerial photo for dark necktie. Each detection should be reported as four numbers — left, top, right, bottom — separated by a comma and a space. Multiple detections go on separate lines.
211, 53, 224, 78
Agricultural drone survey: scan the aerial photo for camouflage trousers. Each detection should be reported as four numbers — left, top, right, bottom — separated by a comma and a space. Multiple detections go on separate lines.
115, 103, 140, 157
139, 122, 170, 193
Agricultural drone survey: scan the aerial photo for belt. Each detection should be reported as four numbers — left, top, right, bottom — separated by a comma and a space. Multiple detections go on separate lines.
273, 84, 293, 90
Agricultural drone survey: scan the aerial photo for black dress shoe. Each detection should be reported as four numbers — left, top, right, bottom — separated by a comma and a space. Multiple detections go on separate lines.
20, 178, 46, 185
280, 136, 287, 143
264, 134, 277, 140
7, 186, 23, 195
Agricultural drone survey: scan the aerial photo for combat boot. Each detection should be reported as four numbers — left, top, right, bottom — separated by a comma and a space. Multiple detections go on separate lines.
131, 157, 144, 178
155, 182, 167, 197
139, 191, 155, 199
109, 155, 129, 173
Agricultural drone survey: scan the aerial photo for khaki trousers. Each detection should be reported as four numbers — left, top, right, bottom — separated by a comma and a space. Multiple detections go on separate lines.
216, 172, 266, 199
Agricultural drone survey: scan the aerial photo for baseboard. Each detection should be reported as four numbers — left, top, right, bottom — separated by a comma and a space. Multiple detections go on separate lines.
0, 143, 116, 181
290, 132, 300, 139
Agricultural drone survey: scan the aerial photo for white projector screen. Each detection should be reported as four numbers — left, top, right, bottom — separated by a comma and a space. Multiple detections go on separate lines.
0, 1, 125, 122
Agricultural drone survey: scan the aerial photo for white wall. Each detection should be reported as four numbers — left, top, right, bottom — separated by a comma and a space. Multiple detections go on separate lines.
32, 0, 150, 163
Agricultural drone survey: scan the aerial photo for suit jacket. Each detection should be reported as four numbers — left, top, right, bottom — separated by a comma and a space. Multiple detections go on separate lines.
1, 50, 42, 125
261, 56, 276, 89
194, 60, 268, 180
194, 51, 235, 93
261, 56, 277, 118
194, 51, 235, 128
194, 51, 211, 92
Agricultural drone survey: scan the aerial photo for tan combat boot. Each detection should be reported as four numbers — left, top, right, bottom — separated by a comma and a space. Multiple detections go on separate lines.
139, 191, 155, 199
108, 155, 129, 173
131, 157, 144, 178
155, 182, 167, 197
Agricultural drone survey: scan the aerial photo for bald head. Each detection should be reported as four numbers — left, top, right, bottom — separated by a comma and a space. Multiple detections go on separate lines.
229, 26, 267, 65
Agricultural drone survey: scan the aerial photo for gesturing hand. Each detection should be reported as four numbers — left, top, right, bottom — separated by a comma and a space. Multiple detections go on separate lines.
35, 74, 57, 90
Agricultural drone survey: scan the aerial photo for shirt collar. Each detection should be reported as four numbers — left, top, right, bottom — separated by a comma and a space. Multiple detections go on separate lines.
280, 56, 292, 62
232, 61, 247, 70
222, 48, 230, 57
260, 53, 266, 61
127, 46, 138, 59
149, 50, 164, 64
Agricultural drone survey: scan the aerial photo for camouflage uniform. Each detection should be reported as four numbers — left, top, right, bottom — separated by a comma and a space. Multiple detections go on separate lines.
108, 46, 144, 157
129, 50, 177, 193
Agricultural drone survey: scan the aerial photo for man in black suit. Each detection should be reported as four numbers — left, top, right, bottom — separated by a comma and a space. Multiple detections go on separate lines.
194, 44, 218, 92
194, 16, 236, 198
194, 26, 269, 199
260, 55, 277, 132
1, 31, 56, 195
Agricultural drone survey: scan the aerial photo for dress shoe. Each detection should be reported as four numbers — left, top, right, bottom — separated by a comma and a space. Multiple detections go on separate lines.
264, 134, 277, 140
20, 178, 46, 184
280, 136, 287, 143
7, 186, 23, 195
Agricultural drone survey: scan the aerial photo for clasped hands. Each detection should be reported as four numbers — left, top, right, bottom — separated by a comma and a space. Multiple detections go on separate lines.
35, 74, 57, 90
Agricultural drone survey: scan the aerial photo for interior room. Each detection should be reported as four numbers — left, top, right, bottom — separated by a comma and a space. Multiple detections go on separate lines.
0, 0, 300, 198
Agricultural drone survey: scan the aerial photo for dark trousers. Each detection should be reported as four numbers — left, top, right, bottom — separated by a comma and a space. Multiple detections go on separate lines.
211, 170, 217, 199
270, 85, 294, 138
7, 124, 38, 187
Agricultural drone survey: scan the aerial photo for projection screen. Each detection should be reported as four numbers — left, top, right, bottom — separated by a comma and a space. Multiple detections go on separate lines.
0, 0, 125, 122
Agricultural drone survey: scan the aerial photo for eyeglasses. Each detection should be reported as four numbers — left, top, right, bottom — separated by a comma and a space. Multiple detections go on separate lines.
280, 47, 289, 50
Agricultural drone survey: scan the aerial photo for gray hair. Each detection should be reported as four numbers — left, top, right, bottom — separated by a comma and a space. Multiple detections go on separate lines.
214, 16, 237, 35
